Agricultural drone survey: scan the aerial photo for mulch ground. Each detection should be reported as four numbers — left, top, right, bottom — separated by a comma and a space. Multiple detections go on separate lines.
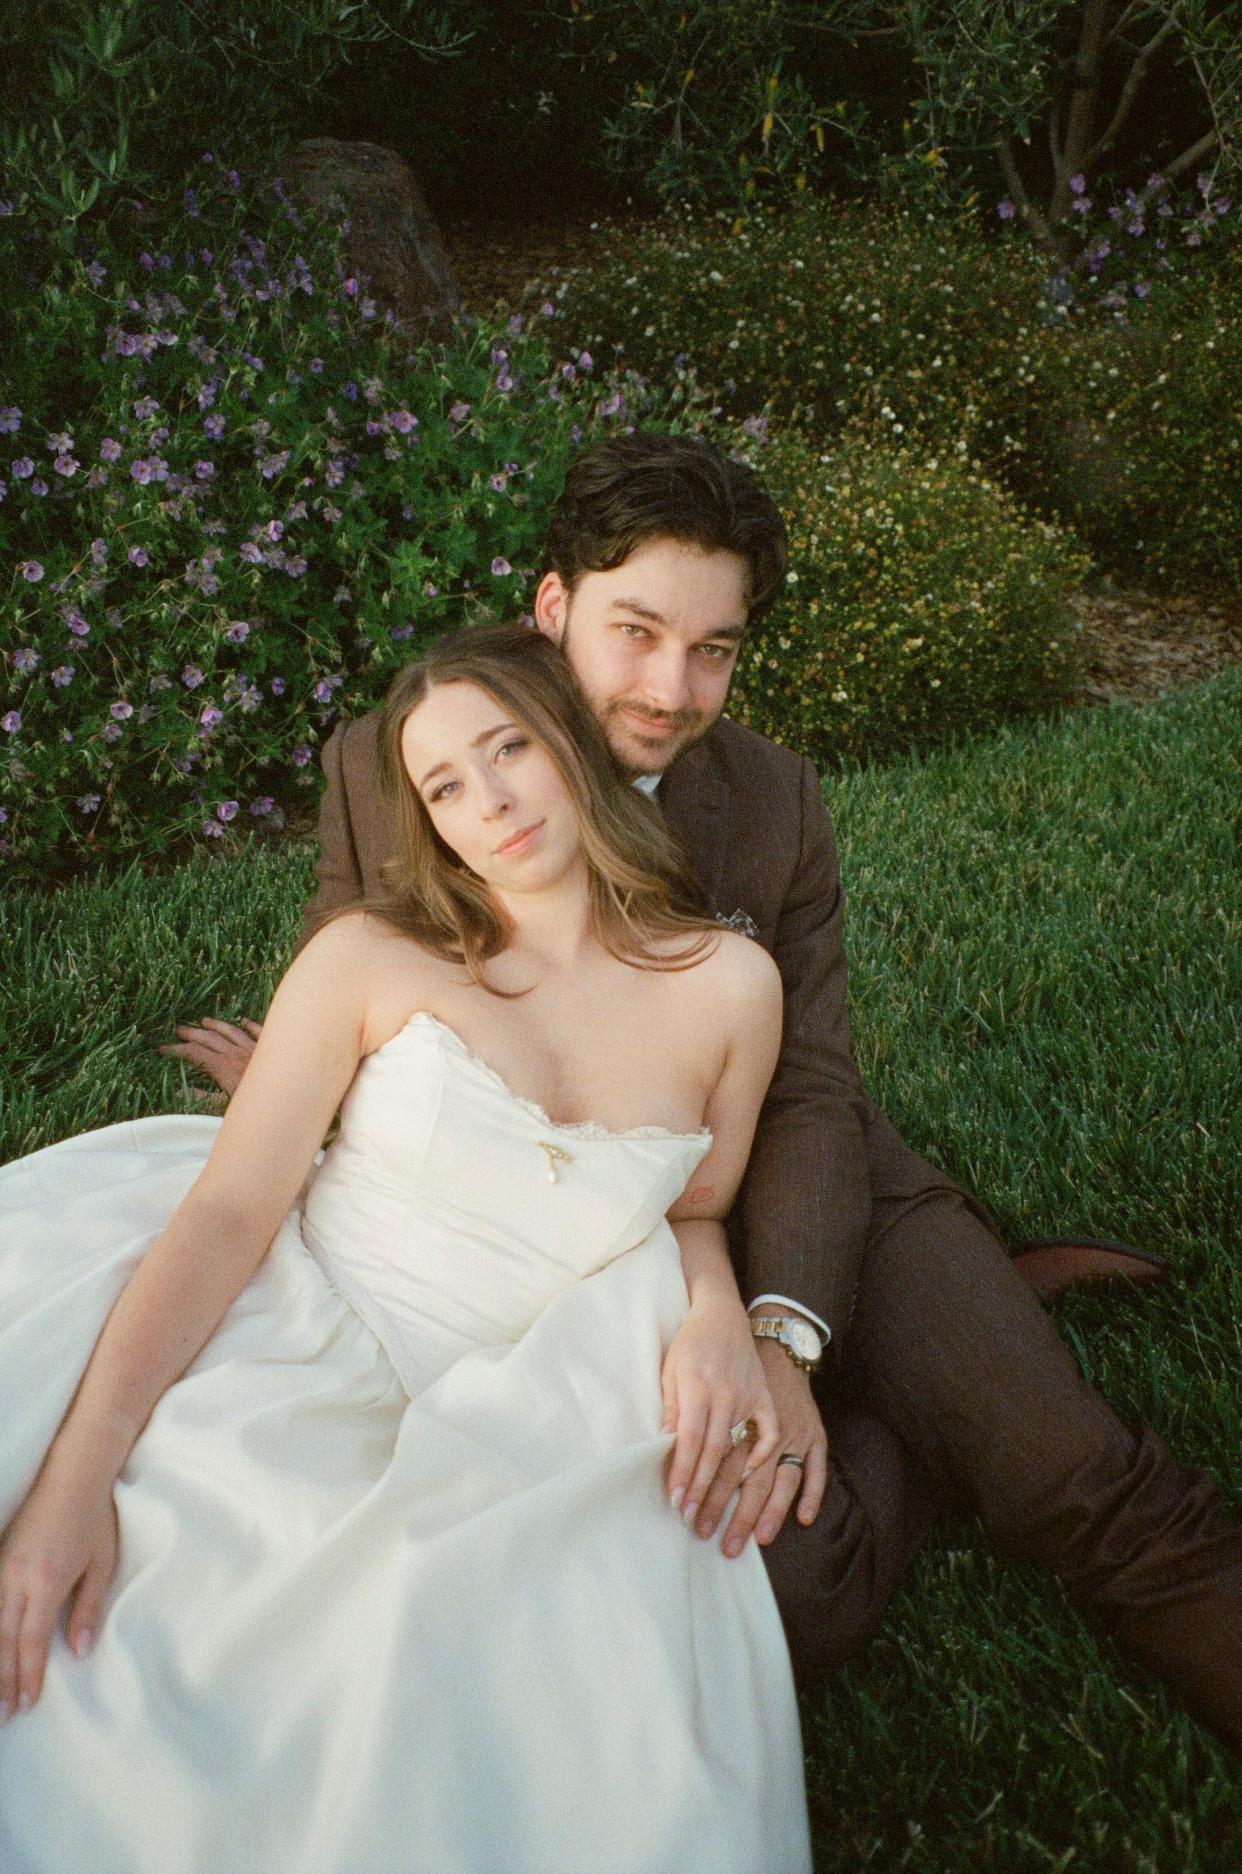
442, 212, 1241, 711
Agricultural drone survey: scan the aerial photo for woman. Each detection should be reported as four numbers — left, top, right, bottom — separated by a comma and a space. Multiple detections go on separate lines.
0, 623, 812, 1874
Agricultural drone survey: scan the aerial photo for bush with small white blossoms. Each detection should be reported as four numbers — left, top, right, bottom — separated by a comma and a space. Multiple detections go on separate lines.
0, 159, 708, 874
726, 429, 1088, 765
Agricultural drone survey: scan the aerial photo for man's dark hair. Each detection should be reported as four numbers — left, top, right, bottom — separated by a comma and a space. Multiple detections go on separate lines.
544, 432, 787, 625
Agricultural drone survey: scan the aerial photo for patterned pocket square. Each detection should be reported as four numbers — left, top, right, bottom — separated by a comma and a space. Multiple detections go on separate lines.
715, 908, 760, 938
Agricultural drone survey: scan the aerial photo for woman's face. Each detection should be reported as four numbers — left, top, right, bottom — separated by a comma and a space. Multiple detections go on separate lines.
400, 680, 582, 892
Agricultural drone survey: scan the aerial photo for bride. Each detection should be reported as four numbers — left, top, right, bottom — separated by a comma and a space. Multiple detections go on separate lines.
0, 622, 812, 1874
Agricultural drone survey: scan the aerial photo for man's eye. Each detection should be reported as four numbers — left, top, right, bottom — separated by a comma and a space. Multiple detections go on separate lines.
619, 622, 650, 639
700, 643, 735, 661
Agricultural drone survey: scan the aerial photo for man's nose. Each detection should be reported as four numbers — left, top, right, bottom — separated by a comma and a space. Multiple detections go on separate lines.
641, 646, 691, 715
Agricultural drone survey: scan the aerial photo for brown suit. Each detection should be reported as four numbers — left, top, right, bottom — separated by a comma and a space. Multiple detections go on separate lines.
300, 709, 1242, 1747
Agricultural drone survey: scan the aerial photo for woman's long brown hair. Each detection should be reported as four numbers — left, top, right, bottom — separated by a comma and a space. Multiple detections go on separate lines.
351, 621, 718, 992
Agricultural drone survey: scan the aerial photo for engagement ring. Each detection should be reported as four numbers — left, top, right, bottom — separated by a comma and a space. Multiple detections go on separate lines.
729, 1420, 751, 1447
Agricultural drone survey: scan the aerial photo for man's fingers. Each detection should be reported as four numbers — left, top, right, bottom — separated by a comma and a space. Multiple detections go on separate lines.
795, 1435, 830, 1527
753, 1460, 808, 1548
240, 1019, 262, 1039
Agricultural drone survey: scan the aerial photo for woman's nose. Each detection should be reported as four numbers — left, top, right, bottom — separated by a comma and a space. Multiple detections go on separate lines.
477, 772, 514, 818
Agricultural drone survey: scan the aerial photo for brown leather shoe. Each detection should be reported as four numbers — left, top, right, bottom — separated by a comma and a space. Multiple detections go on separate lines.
1010, 1236, 1170, 1303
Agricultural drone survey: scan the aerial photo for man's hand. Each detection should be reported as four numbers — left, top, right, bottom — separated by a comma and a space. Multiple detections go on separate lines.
689, 1338, 829, 1558
158, 1017, 262, 1100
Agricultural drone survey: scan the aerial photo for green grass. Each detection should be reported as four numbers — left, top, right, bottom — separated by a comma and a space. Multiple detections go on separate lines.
3, 671, 1240, 1866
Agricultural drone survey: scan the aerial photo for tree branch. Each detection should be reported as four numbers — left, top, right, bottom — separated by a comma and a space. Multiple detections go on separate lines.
1087, 8, 1184, 166
997, 137, 1059, 255
1054, 0, 1111, 221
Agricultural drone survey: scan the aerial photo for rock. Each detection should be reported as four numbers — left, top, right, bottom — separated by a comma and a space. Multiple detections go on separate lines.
285, 139, 461, 336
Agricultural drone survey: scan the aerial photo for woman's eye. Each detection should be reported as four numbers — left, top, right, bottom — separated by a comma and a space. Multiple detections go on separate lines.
496, 738, 529, 759
429, 780, 459, 803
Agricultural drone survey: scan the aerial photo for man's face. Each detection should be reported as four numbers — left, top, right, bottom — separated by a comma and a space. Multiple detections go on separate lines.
534, 538, 750, 777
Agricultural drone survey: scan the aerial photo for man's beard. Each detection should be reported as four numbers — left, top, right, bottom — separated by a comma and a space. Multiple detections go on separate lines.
596, 697, 713, 778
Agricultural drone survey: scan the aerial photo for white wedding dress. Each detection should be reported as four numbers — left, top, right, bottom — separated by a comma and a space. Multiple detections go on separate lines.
0, 1012, 811, 1874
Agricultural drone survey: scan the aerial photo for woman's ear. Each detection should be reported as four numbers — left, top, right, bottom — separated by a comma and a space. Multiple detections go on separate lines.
533, 571, 569, 645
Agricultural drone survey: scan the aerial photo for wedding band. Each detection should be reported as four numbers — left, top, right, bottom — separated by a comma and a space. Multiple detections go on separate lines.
729, 1420, 751, 1448
776, 1453, 805, 1470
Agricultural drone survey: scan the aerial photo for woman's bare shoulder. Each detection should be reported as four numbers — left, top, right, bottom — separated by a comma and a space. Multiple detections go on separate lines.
685, 927, 782, 1014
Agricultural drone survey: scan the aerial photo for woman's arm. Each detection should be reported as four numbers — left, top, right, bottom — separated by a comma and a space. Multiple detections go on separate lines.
0, 915, 376, 1719
660, 940, 784, 1531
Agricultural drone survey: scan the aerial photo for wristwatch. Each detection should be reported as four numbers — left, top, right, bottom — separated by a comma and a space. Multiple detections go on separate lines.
750, 1314, 826, 1373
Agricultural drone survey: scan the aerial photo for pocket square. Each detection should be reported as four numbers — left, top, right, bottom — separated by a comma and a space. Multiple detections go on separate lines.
715, 908, 760, 938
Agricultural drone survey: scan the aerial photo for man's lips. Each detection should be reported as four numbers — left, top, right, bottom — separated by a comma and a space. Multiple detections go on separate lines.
619, 706, 691, 738
493, 819, 544, 857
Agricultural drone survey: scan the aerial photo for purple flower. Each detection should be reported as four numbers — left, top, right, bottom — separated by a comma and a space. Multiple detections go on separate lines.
48, 431, 73, 453
490, 473, 508, 492
312, 679, 334, 703
90, 538, 108, 564
540, 301, 555, 318
1134, 280, 1151, 298
491, 557, 513, 577
2, 711, 21, 732
13, 648, 39, 672
53, 454, 79, 477
130, 459, 154, 485
265, 519, 284, 542
182, 664, 204, 689
109, 700, 134, 720
19, 560, 43, 582
342, 276, 359, 298
78, 793, 101, 812
578, 351, 593, 372
344, 380, 358, 402
1072, 196, 1092, 215
204, 413, 226, 439
496, 373, 515, 392
30, 478, 48, 498
285, 555, 307, 577
291, 743, 312, 767
239, 541, 264, 563
1126, 218, 1144, 237
0, 406, 20, 433
51, 664, 75, 687
66, 610, 90, 636
133, 396, 160, 420
249, 796, 275, 816
225, 621, 251, 643
12, 457, 34, 479
390, 622, 414, 640
391, 409, 417, 434
128, 546, 150, 567
99, 438, 122, 463
1069, 174, 1087, 196
198, 705, 223, 730
269, 676, 286, 696
448, 401, 470, 423
100, 720, 123, 743
996, 198, 1016, 221
260, 451, 290, 479
216, 800, 239, 822
194, 459, 215, 482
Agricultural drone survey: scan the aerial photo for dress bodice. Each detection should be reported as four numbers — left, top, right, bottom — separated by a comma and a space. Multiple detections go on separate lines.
300, 1013, 711, 1391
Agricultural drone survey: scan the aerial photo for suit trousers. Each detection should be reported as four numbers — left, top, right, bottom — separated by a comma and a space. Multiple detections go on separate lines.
761, 1185, 1242, 1750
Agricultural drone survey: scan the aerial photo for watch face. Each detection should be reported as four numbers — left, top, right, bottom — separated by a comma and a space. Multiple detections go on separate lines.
786, 1320, 821, 1362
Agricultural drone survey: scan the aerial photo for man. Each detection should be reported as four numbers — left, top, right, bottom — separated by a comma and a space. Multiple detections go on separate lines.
167, 432, 1241, 1747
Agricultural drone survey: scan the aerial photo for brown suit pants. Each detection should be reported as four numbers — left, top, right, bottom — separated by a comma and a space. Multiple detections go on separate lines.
761, 1184, 1242, 1750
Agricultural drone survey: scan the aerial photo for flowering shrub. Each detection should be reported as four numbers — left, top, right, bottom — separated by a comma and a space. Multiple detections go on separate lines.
550, 197, 1242, 590
726, 430, 1088, 764
0, 162, 705, 875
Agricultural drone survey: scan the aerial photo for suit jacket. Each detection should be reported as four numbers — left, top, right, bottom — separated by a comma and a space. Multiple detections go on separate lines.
297, 710, 977, 1349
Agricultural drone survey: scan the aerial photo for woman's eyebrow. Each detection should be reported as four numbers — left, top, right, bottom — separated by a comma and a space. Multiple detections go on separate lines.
418, 722, 519, 790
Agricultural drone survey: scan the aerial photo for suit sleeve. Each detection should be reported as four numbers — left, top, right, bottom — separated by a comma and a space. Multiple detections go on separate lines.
737, 756, 872, 1354
293, 725, 365, 959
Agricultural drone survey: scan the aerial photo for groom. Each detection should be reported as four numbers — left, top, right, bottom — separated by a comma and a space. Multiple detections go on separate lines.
168, 431, 1242, 1747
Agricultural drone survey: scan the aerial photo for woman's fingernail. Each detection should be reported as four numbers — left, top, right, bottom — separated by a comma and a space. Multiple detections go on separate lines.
17, 1692, 31, 1712
682, 1500, 699, 1525
0, 1701, 11, 1724
669, 1486, 684, 1511
72, 1629, 93, 1658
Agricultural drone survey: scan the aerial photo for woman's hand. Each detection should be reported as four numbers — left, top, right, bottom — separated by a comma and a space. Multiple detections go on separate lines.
0, 1460, 118, 1721
660, 1297, 779, 1538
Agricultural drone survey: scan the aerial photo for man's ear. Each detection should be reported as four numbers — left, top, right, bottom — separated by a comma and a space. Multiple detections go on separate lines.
534, 570, 568, 645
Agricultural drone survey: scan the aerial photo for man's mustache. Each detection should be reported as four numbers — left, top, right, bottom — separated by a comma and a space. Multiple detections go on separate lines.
609, 701, 702, 732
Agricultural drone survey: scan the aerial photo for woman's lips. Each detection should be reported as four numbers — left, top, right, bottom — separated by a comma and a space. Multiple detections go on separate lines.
493, 819, 544, 857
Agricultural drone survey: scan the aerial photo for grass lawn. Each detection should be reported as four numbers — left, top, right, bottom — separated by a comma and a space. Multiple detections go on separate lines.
3, 670, 1239, 1867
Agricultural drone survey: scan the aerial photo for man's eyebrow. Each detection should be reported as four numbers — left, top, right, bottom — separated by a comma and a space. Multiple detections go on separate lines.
609, 598, 745, 641
418, 721, 519, 790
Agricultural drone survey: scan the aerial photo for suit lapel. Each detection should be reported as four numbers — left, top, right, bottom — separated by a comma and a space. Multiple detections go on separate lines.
657, 736, 730, 911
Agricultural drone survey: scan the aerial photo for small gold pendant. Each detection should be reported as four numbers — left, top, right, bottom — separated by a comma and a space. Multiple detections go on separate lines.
537, 1140, 573, 1184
